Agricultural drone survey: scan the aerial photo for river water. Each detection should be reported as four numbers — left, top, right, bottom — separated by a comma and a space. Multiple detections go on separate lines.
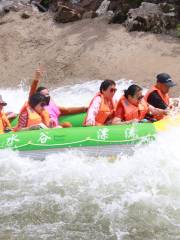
1, 80, 180, 240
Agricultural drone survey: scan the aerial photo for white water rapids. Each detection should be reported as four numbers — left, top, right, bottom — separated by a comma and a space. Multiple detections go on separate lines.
0, 80, 180, 239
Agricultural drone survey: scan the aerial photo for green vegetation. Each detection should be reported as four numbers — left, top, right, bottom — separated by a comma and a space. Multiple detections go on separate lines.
127, 0, 143, 8
176, 23, 180, 37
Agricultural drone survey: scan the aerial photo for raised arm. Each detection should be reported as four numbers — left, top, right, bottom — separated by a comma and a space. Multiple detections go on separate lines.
28, 66, 43, 99
60, 106, 87, 115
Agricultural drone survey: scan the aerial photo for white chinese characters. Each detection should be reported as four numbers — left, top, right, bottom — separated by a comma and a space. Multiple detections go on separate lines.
6, 134, 20, 146
39, 132, 51, 144
97, 128, 109, 141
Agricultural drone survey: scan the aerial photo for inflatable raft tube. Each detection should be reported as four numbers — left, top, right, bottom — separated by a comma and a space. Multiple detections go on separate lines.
0, 113, 179, 158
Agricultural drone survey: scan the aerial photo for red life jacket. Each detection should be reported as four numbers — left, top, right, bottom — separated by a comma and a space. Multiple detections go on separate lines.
116, 96, 149, 121
84, 93, 115, 125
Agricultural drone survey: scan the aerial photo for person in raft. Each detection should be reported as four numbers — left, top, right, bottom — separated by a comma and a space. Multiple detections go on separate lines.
36, 86, 87, 128
112, 84, 166, 124
29, 67, 87, 128
84, 79, 116, 126
0, 95, 12, 134
144, 73, 178, 120
15, 93, 49, 131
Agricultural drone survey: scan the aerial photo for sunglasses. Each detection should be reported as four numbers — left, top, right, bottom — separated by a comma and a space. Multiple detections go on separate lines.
110, 88, 117, 93
0, 103, 7, 106
137, 95, 144, 101
40, 102, 46, 107
45, 95, 50, 105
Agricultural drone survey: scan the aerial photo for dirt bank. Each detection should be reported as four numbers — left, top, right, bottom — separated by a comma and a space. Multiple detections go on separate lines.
0, 10, 180, 96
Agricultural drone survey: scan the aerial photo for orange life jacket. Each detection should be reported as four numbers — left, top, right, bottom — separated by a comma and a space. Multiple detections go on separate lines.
116, 96, 149, 121
0, 111, 11, 134
144, 85, 170, 106
84, 93, 115, 125
17, 102, 50, 129
144, 85, 170, 120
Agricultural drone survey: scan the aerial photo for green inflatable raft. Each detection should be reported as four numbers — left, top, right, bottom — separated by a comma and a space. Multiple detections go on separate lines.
0, 113, 179, 158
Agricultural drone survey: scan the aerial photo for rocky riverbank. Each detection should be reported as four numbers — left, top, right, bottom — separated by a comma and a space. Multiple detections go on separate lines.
37, 0, 180, 34
0, 1, 179, 96
0, 0, 180, 34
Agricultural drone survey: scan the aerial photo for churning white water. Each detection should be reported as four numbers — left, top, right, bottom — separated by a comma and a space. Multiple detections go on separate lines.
0, 80, 180, 239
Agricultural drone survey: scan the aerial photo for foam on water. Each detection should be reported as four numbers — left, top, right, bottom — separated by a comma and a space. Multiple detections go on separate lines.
1, 79, 131, 112
0, 80, 180, 239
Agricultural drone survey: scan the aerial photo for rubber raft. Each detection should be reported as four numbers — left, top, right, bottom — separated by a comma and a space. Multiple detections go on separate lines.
0, 113, 180, 157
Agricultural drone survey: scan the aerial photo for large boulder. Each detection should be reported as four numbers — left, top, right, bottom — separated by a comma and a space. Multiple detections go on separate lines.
50, 0, 102, 22
54, 4, 82, 23
144, 0, 180, 20
79, 0, 104, 11
108, 0, 143, 12
108, 0, 143, 23
125, 2, 177, 33
48, 0, 104, 12
108, 0, 180, 24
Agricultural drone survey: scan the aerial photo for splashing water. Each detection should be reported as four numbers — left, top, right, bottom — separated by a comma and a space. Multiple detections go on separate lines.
1, 79, 131, 112
0, 80, 180, 239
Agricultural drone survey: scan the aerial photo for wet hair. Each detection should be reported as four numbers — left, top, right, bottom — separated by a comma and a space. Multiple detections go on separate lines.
100, 79, 116, 93
29, 93, 47, 109
36, 86, 47, 93
36, 86, 51, 105
124, 84, 142, 98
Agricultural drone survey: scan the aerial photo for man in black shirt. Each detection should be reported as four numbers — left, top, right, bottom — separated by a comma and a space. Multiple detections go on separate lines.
147, 91, 168, 110
145, 73, 176, 110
